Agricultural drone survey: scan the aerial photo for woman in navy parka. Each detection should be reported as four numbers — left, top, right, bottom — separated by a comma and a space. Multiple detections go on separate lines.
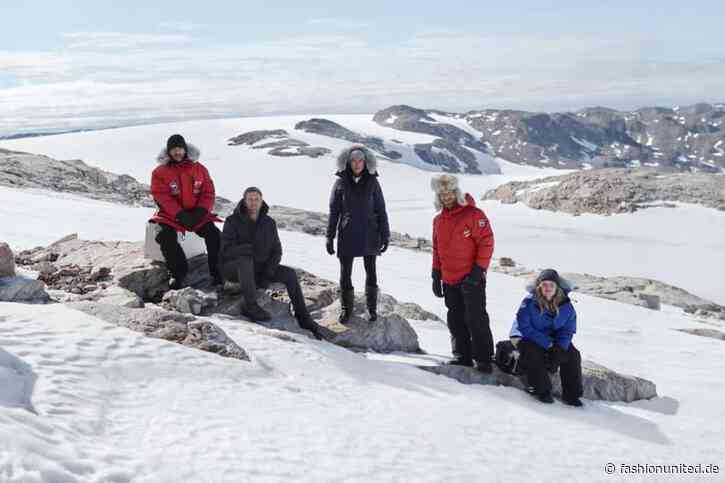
510, 269, 584, 406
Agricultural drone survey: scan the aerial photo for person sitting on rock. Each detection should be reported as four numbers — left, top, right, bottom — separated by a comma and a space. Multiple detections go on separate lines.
150, 134, 222, 289
220, 187, 323, 339
510, 269, 583, 406
326, 144, 390, 323
430, 174, 495, 373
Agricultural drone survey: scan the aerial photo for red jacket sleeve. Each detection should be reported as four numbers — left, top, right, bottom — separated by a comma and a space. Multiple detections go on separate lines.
432, 216, 442, 270
151, 167, 183, 218
196, 164, 216, 212
471, 209, 494, 270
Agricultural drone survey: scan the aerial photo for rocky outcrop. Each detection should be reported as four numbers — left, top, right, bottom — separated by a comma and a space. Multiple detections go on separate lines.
376, 103, 725, 172
483, 168, 725, 214
227, 129, 331, 158
0, 241, 49, 303
421, 360, 657, 403
294, 118, 403, 160
18, 235, 429, 353
0, 242, 16, 277
373, 105, 501, 175
0, 148, 232, 212
69, 302, 250, 361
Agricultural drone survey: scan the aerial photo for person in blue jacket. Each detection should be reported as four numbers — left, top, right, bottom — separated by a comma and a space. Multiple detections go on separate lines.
510, 269, 583, 406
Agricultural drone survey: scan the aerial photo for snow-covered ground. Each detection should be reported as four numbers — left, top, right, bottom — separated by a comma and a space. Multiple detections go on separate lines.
3, 114, 725, 305
2, 223, 724, 482
0, 181, 724, 481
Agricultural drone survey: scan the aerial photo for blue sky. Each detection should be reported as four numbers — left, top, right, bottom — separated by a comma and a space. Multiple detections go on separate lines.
1, 1, 723, 135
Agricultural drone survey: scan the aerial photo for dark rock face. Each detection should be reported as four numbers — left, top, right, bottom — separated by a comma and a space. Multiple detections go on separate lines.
294, 118, 403, 160
441, 103, 725, 172
483, 168, 725, 214
227, 129, 331, 158
0, 148, 232, 212
373, 105, 500, 174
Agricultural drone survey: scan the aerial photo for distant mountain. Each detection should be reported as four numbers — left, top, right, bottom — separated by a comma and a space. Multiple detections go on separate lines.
374, 103, 725, 173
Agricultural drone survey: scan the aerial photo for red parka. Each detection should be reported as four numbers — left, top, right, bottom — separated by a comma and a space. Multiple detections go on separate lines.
150, 143, 221, 232
432, 193, 495, 285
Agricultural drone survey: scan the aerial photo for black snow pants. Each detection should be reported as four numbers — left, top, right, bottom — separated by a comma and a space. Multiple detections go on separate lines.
443, 278, 494, 364
518, 339, 584, 400
156, 222, 221, 281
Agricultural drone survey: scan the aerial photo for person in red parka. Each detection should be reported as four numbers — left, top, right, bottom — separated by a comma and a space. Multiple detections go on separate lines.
431, 174, 495, 373
150, 134, 222, 289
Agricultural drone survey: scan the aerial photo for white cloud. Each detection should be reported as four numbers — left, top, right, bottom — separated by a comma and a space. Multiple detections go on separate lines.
61, 31, 195, 50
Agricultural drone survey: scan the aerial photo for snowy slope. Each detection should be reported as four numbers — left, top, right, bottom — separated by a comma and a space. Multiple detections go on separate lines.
1, 229, 724, 482
2, 115, 724, 305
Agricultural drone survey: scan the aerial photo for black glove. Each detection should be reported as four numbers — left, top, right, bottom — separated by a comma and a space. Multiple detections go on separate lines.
462, 265, 484, 286
432, 269, 444, 298
546, 345, 565, 373
175, 210, 196, 229
379, 238, 389, 254
326, 238, 335, 255
188, 207, 208, 227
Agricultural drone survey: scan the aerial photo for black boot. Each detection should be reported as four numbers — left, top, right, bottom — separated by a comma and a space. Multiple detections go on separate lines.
365, 285, 378, 322
298, 313, 324, 340
563, 397, 584, 407
474, 360, 493, 374
446, 357, 473, 367
339, 288, 355, 324
241, 302, 272, 322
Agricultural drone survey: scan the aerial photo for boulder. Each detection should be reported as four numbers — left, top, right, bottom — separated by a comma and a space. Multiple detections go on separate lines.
69, 302, 249, 361
0, 242, 15, 277
162, 287, 218, 315
0, 276, 50, 303
421, 360, 657, 403
312, 294, 421, 353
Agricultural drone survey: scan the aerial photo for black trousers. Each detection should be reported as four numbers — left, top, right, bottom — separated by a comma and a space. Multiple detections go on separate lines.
155, 222, 221, 281
339, 255, 377, 291
443, 279, 494, 364
518, 339, 584, 400
221, 258, 309, 319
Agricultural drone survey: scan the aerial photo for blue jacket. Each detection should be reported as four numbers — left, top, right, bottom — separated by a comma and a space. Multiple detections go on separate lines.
510, 291, 577, 350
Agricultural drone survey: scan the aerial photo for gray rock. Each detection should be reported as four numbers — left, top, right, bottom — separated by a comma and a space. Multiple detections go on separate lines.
639, 293, 662, 311
0, 276, 49, 303
421, 360, 657, 403
0, 242, 15, 277
162, 287, 218, 315
483, 168, 725, 214
0, 150, 233, 213
312, 294, 421, 353
227, 129, 332, 159
69, 302, 249, 361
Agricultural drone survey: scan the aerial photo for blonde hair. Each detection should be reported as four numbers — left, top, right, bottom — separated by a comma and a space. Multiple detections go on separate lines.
535, 284, 567, 316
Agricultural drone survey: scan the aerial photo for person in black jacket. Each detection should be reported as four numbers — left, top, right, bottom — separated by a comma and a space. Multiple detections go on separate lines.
326, 144, 391, 323
220, 187, 323, 339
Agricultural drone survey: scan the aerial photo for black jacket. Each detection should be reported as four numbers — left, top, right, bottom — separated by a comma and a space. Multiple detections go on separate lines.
326, 168, 390, 258
220, 199, 281, 276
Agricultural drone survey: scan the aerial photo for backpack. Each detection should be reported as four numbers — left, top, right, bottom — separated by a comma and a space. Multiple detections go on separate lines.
495, 340, 522, 375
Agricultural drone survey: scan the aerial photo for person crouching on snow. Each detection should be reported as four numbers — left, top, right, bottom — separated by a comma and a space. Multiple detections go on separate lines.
219, 187, 324, 339
510, 269, 584, 406
150, 134, 222, 289
430, 174, 495, 373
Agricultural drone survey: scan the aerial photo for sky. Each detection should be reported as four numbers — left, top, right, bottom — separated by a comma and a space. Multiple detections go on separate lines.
1, 0, 724, 136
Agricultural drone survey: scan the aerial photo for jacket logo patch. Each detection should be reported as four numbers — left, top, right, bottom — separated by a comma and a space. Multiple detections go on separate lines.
193, 179, 203, 195
478, 219, 487, 228
463, 228, 471, 238
169, 181, 180, 195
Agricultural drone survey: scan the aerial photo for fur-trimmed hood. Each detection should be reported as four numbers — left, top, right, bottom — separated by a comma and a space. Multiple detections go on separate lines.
157, 143, 201, 164
336, 144, 378, 175
525, 271, 574, 294
431, 174, 467, 210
